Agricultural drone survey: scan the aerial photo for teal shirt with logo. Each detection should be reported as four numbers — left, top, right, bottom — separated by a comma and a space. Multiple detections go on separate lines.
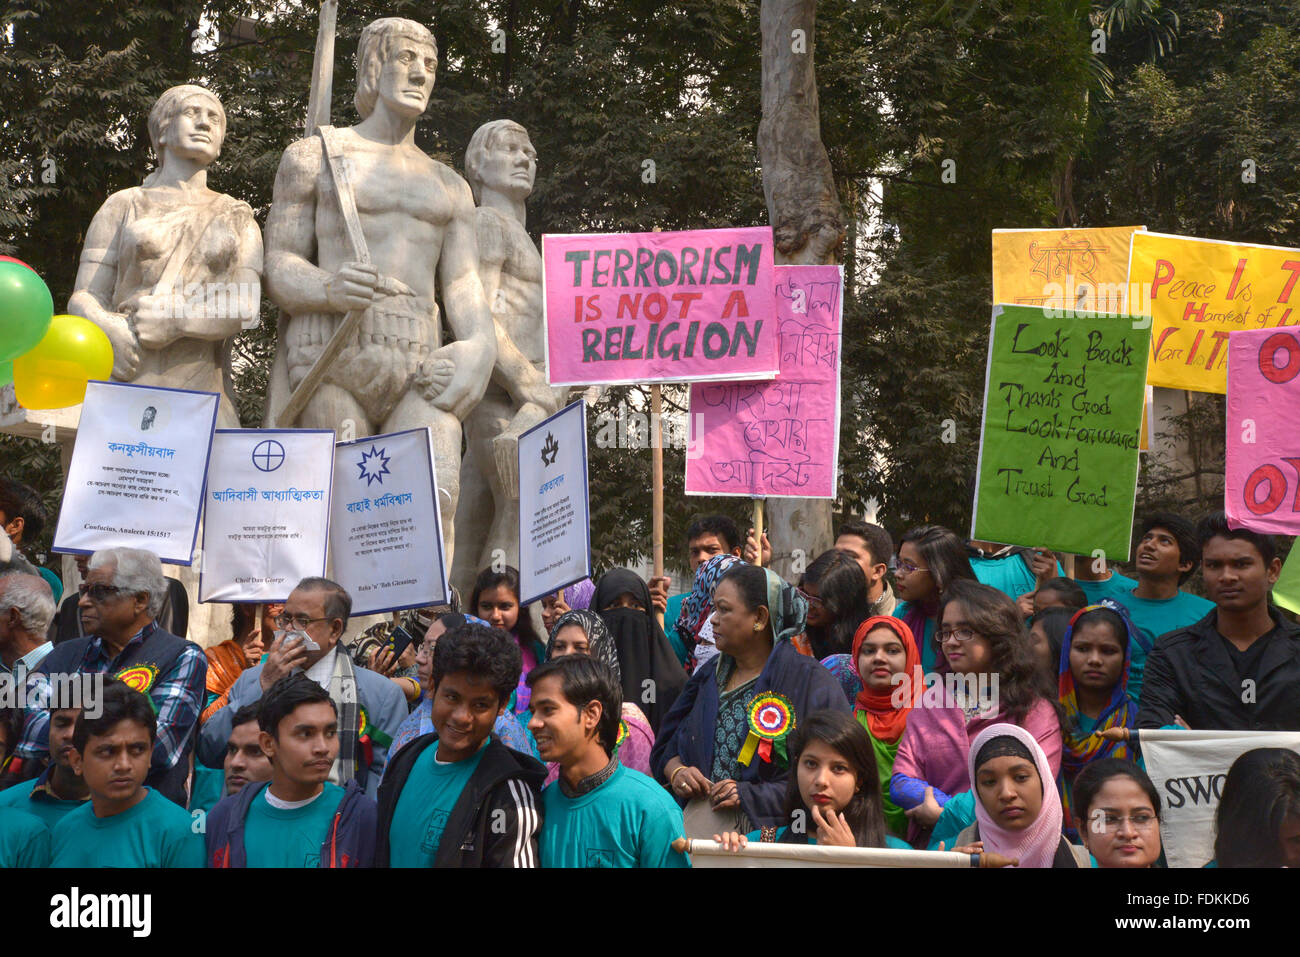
0, 808, 51, 867
50, 788, 203, 868
389, 743, 486, 867
539, 763, 690, 868
0, 777, 86, 832
243, 782, 346, 868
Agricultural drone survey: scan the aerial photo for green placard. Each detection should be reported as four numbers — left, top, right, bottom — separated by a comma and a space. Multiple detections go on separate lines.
972, 305, 1151, 558
1274, 541, 1300, 615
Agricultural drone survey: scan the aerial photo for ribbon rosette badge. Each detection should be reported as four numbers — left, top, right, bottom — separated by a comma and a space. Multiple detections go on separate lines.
115, 664, 159, 695
614, 719, 629, 754
738, 692, 796, 767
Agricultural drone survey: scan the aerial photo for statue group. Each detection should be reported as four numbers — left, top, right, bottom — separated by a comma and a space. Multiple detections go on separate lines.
71, 17, 558, 609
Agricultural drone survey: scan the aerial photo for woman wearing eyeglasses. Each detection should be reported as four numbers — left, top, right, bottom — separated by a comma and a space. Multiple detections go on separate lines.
1070, 758, 1163, 867
891, 526, 977, 673
791, 550, 871, 660
889, 580, 1062, 846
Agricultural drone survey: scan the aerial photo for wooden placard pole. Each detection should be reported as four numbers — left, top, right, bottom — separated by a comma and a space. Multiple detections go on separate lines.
651, 383, 665, 628
752, 498, 765, 567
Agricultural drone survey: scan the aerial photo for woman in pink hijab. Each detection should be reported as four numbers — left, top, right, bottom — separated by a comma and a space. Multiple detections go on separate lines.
951, 723, 1090, 868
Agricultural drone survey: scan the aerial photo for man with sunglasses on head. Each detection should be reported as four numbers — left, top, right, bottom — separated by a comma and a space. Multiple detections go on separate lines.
197, 576, 406, 798
3, 547, 207, 806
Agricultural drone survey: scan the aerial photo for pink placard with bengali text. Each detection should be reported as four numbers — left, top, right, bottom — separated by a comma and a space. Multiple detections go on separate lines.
542, 226, 778, 385
1226, 328, 1300, 534
684, 265, 842, 498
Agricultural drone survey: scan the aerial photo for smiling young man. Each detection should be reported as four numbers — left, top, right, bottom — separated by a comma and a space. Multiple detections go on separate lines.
528, 654, 689, 868
0, 706, 89, 830
1139, 512, 1300, 731
376, 621, 545, 867
206, 675, 377, 867
49, 680, 204, 867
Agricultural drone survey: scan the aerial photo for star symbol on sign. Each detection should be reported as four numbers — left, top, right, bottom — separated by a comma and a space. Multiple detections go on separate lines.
356, 445, 391, 486
541, 432, 560, 466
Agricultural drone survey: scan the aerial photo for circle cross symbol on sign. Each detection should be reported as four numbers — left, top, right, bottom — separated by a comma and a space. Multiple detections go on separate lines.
252, 439, 286, 472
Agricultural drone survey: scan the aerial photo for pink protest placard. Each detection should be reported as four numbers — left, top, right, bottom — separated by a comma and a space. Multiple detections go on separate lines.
684, 264, 842, 498
1226, 328, 1300, 534
542, 226, 778, 386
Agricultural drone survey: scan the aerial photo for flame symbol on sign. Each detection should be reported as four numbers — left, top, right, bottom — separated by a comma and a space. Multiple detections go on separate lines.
541, 432, 559, 466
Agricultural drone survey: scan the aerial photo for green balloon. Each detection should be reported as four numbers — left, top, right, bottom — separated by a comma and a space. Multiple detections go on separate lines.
0, 261, 54, 363
0, 360, 11, 386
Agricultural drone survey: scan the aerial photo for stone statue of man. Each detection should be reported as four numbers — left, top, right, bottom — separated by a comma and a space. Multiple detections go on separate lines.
451, 119, 562, 592
264, 17, 496, 558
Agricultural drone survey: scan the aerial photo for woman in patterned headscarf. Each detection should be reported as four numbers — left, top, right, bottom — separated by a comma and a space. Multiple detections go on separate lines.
651, 563, 850, 835
1057, 601, 1138, 837
535, 609, 654, 784
674, 553, 743, 670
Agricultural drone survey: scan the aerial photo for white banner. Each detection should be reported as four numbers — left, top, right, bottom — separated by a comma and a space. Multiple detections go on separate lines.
199, 429, 335, 602
518, 401, 591, 607
680, 838, 973, 868
53, 380, 218, 564
330, 428, 448, 616
1140, 728, 1300, 867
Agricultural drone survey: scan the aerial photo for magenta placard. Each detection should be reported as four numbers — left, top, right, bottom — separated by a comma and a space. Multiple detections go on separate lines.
542, 226, 778, 385
1226, 328, 1300, 534
684, 265, 842, 498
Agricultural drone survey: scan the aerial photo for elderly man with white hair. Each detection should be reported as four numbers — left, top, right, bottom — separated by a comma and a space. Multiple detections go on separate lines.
0, 572, 55, 675
6, 547, 206, 805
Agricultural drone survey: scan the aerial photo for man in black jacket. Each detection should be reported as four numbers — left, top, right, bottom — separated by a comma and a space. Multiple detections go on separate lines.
1139, 512, 1300, 731
375, 621, 544, 867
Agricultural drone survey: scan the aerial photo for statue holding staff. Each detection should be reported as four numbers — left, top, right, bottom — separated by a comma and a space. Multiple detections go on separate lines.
264, 17, 497, 558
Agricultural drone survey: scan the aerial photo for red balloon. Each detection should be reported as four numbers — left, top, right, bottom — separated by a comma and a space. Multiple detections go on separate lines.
0, 255, 34, 272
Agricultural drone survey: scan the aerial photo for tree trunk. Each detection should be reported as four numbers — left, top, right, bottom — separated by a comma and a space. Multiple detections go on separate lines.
757, 0, 845, 578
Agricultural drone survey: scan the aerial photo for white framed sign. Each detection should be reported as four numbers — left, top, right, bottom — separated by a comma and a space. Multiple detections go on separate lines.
518, 401, 592, 607
199, 429, 335, 602
53, 380, 218, 564
330, 427, 448, 615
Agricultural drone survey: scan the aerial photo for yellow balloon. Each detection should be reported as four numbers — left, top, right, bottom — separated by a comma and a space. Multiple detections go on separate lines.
13, 314, 114, 409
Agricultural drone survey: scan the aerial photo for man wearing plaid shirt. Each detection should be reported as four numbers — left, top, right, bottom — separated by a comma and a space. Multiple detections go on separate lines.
4, 547, 206, 806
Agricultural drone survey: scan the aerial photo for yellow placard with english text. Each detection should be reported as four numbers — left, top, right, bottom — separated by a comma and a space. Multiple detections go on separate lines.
1129, 231, 1300, 393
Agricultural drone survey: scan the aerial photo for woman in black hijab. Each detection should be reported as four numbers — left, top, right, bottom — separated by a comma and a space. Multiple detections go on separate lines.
592, 568, 686, 732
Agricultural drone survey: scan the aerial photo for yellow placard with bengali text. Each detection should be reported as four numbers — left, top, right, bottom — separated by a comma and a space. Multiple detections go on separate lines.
993, 226, 1145, 310
1129, 231, 1300, 393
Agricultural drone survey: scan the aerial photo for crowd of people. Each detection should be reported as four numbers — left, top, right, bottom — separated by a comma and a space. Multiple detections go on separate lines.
2, 471, 1300, 868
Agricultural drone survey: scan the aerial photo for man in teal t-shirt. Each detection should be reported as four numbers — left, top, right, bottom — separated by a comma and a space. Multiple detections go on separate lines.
0, 706, 89, 831
189, 702, 272, 815
1076, 513, 1214, 699
0, 808, 51, 867
377, 622, 546, 867
204, 674, 376, 868
528, 655, 689, 868
49, 681, 203, 867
